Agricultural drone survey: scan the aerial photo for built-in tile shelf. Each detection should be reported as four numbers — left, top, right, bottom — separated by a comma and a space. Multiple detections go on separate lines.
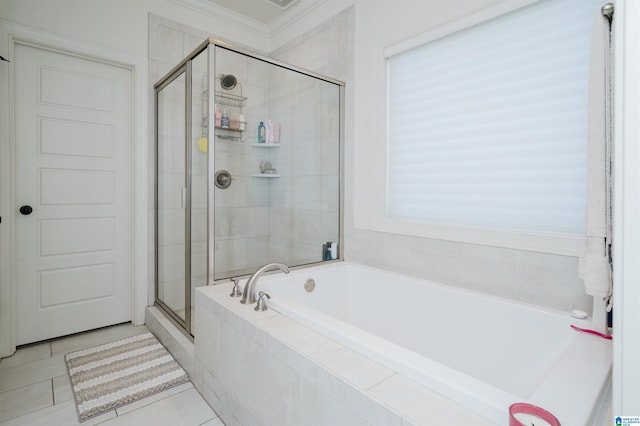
250, 174, 280, 178
250, 144, 280, 148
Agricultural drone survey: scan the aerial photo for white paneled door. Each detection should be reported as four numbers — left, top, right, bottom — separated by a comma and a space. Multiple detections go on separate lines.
14, 43, 133, 345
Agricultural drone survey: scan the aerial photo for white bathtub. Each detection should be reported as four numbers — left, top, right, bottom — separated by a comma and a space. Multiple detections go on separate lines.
256, 261, 611, 425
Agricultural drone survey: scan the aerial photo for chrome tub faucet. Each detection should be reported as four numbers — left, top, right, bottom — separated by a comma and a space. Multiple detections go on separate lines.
240, 262, 289, 304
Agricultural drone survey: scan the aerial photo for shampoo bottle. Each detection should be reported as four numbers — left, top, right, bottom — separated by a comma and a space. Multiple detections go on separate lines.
267, 120, 274, 144
221, 108, 230, 128
214, 108, 222, 127
257, 121, 266, 143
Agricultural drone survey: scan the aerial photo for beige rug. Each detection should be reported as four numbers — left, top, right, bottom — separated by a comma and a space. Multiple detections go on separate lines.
65, 332, 189, 422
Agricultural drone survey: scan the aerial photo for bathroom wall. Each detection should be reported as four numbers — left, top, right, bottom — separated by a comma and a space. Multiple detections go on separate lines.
0, 0, 269, 56
268, 8, 354, 271
0, 0, 588, 314
265, 59, 342, 266
0, 0, 272, 318
271, 0, 586, 312
347, 0, 586, 311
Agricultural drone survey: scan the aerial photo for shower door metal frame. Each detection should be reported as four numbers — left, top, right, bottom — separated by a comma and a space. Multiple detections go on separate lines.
153, 57, 197, 336
153, 38, 346, 337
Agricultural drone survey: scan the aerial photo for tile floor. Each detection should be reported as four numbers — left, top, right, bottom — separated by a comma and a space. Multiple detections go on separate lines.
0, 323, 224, 425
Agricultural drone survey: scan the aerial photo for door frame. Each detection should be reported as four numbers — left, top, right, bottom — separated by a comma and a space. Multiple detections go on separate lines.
0, 21, 149, 358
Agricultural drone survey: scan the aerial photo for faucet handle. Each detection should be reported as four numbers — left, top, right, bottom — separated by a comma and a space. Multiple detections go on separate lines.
229, 278, 242, 297
254, 291, 271, 312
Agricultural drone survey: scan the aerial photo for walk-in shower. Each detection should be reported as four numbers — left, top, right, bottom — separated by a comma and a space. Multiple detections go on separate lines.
154, 39, 344, 336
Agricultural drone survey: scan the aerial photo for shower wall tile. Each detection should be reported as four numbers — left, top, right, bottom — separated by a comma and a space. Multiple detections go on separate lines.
266, 10, 347, 264
215, 207, 268, 239
151, 13, 345, 283
191, 175, 208, 210
157, 24, 188, 65
157, 209, 185, 246
246, 178, 271, 207
247, 59, 269, 88
215, 50, 249, 86
191, 209, 207, 243
214, 177, 248, 208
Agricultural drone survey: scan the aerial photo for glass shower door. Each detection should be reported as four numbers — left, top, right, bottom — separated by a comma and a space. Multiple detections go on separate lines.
155, 46, 209, 337
156, 70, 187, 325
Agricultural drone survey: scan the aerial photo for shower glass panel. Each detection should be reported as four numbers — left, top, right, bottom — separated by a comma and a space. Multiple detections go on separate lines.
156, 71, 187, 323
155, 39, 344, 337
213, 46, 341, 279
190, 49, 209, 335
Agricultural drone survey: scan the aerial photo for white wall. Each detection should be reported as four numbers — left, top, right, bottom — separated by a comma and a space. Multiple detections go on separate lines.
0, 0, 269, 56
0, 0, 594, 313
281, 0, 586, 312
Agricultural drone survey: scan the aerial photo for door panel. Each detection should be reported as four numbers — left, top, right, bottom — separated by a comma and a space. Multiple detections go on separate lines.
15, 43, 133, 345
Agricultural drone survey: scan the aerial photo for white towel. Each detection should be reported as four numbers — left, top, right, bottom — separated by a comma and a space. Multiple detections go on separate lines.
579, 3, 613, 298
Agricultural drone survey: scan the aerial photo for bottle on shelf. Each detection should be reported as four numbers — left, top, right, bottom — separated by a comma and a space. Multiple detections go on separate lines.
257, 121, 266, 143
214, 107, 222, 127
221, 108, 230, 129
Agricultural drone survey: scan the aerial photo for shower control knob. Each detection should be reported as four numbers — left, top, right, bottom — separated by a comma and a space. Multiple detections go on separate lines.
19, 205, 33, 215
214, 170, 233, 189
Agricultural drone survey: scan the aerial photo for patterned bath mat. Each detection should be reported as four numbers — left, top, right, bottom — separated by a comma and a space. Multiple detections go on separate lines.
65, 332, 189, 422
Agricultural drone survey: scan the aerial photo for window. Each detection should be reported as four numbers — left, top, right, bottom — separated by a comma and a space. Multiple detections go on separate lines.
384, 0, 601, 249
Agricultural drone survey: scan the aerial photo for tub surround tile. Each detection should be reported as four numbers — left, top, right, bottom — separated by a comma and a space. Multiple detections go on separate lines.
194, 304, 222, 374
257, 314, 339, 358
368, 375, 496, 426
262, 334, 402, 426
145, 307, 195, 378
218, 318, 299, 425
199, 367, 261, 426
312, 341, 395, 390
297, 377, 370, 426
194, 264, 518, 425
199, 283, 280, 328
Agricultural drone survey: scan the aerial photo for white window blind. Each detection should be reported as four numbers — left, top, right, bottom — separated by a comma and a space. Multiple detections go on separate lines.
386, 0, 601, 235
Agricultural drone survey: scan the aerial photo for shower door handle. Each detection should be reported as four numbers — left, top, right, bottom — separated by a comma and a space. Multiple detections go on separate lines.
181, 188, 187, 209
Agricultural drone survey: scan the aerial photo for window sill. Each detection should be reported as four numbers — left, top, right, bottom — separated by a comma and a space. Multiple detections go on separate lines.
368, 216, 583, 256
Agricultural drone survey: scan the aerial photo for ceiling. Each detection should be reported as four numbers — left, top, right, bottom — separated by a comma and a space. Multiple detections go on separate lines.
202, 0, 298, 24
171, 0, 327, 33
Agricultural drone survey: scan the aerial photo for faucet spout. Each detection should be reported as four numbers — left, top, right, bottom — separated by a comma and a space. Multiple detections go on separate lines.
240, 262, 289, 304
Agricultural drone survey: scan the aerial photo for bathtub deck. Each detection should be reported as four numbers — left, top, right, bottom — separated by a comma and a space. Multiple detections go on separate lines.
195, 282, 496, 425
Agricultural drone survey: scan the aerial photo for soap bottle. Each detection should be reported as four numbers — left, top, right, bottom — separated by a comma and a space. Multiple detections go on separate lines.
266, 120, 274, 144
214, 107, 222, 128
221, 108, 230, 129
239, 114, 246, 131
257, 121, 266, 143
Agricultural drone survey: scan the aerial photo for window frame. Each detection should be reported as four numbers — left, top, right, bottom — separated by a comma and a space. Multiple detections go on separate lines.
367, 0, 587, 256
